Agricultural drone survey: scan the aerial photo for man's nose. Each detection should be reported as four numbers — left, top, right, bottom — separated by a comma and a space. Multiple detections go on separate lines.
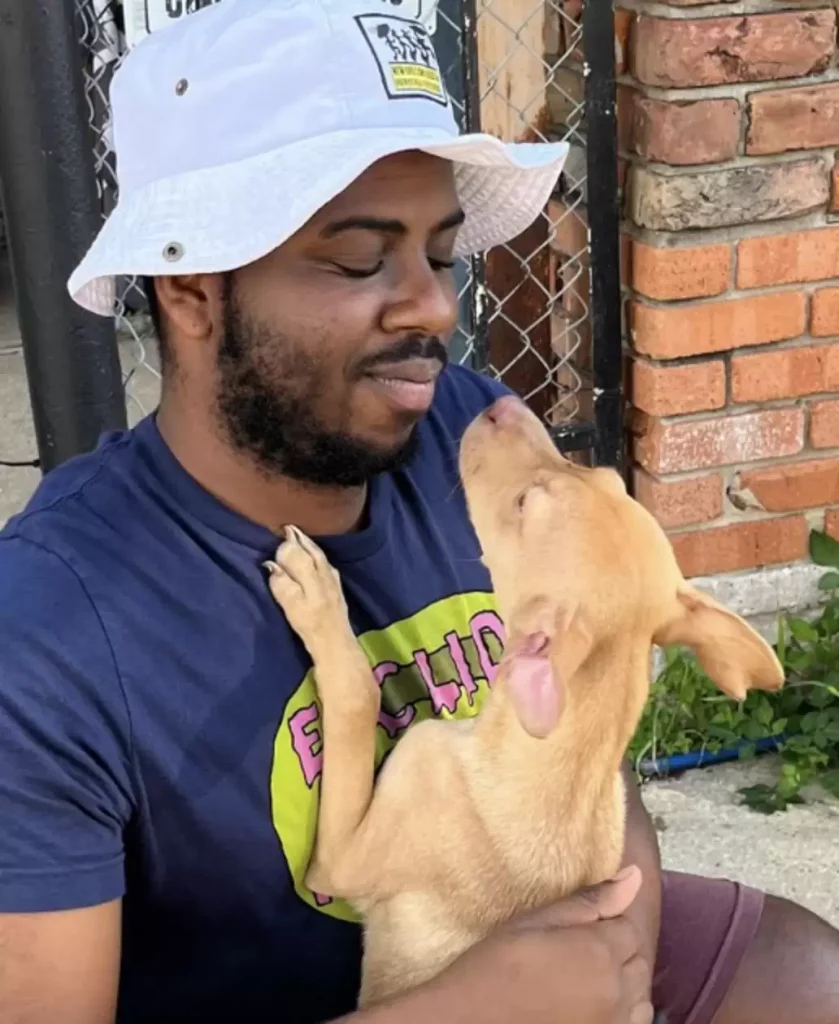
381, 262, 459, 340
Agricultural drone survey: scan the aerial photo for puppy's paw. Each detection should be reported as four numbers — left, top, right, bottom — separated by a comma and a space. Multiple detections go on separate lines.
265, 526, 350, 650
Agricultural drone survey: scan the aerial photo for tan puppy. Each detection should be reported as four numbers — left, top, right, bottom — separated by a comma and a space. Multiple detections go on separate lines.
265, 394, 784, 1008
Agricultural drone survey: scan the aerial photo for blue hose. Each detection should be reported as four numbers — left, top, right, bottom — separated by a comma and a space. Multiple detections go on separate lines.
638, 735, 783, 778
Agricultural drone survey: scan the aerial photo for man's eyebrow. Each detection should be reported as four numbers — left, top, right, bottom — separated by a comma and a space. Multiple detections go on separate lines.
320, 208, 466, 239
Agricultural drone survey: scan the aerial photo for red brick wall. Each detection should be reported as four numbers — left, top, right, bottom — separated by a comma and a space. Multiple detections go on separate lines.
619, 3, 839, 577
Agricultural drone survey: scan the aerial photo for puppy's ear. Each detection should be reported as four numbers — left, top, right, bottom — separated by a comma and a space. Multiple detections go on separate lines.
503, 599, 593, 738
654, 587, 784, 701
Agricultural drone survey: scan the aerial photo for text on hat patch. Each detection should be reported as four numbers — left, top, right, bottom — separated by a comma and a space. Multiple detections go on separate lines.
355, 13, 448, 106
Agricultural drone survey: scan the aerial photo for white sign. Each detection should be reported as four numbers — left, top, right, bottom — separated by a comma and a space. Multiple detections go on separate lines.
123, 0, 224, 49
123, 0, 438, 50
355, 12, 447, 106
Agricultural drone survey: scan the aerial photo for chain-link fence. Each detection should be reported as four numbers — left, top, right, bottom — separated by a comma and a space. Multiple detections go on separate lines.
77, 0, 162, 426
437, 0, 592, 442
73, 0, 617, 459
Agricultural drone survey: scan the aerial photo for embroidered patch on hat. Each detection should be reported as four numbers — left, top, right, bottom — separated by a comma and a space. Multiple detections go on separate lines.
355, 13, 448, 106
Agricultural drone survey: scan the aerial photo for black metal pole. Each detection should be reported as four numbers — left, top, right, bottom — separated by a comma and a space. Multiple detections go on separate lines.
436, 0, 490, 375
0, 0, 126, 473
583, 0, 624, 473
458, 0, 491, 375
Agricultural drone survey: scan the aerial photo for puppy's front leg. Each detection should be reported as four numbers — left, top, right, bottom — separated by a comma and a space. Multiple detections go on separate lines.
265, 526, 380, 897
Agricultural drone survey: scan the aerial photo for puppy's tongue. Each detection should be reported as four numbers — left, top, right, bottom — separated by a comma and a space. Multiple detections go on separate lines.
503, 633, 562, 738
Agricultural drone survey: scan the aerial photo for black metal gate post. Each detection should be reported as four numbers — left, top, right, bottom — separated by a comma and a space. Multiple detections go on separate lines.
583, 0, 624, 473
0, 0, 127, 473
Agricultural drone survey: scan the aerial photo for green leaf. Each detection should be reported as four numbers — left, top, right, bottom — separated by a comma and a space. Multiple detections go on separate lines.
789, 618, 819, 644
755, 697, 774, 727
818, 571, 839, 591
739, 784, 789, 815
820, 770, 839, 799
801, 711, 821, 734
810, 529, 839, 569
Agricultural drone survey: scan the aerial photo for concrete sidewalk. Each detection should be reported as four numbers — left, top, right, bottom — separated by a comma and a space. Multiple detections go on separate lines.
1, 323, 838, 929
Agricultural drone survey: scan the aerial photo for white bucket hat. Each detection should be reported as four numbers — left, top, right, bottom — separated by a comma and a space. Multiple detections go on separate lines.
68, 0, 569, 317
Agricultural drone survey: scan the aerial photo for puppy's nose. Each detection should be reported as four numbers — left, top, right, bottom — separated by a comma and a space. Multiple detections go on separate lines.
485, 396, 524, 425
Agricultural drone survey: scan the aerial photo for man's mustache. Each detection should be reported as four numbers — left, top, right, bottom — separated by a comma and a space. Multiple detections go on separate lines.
356, 335, 449, 376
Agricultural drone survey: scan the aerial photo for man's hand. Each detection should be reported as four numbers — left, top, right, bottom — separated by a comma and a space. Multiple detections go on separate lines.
620, 763, 663, 995
348, 866, 654, 1024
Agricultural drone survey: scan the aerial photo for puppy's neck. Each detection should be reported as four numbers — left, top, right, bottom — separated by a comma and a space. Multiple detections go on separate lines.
475, 635, 651, 812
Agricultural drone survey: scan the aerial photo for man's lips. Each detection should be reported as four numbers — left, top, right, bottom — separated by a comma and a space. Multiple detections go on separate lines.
363, 358, 443, 414
364, 357, 443, 385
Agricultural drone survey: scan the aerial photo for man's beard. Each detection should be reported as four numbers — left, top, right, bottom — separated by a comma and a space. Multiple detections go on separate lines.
215, 284, 447, 488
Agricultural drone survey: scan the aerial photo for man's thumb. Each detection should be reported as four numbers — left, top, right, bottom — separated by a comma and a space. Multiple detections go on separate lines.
523, 865, 643, 930
581, 865, 643, 920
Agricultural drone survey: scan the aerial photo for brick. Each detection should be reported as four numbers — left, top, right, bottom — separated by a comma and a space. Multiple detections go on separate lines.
832, 154, 839, 215
733, 459, 839, 512
553, 0, 584, 62
811, 288, 839, 337
617, 85, 636, 154
826, 508, 839, 540
615, 8, 633, 75
632, 292, 806, 360
620, 232, 632, 288
632, 241, 731, 301
634, 470, 724, 529
747, 83, 839, 156
731, 343, 839, 402
810, 399, 839, 448
631, 11, 835, 88
629, 160, 827, 232
633, 407, 804, 474
737, 228, 839, 288
632, 97, 740, 166
632, 358, 726, 416
548, 199, 589, 262
671, 516, 808, 578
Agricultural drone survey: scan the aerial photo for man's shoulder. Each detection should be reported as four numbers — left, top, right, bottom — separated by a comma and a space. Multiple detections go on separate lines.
1, 426, 140, 574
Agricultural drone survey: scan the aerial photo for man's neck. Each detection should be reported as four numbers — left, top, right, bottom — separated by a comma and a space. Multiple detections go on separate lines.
155, 398, 368, 538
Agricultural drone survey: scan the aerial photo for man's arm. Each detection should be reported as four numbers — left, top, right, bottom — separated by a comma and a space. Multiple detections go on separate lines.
621, 763, 662, 988
0, 904, 121, 1024
334, 871, 655, 1024
0, 538, 134, 1022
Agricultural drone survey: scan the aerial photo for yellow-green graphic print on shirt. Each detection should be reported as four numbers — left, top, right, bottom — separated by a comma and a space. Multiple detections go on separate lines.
270, 591, 505, 921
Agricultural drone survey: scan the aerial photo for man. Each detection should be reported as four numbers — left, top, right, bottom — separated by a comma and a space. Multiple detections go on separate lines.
0, 1, 836, 1022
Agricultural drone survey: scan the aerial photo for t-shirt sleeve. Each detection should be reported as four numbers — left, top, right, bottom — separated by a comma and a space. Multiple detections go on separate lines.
0, 535, 134, 911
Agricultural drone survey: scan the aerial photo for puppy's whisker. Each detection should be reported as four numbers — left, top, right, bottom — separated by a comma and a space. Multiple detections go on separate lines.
445, 479, 465, 503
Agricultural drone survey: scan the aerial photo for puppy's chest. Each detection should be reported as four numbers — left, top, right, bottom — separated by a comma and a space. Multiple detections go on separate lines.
457, 782, 627, 922
423, 806, 620, 937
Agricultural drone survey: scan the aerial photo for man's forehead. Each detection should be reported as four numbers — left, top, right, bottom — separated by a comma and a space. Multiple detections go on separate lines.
316, 151, 458, 219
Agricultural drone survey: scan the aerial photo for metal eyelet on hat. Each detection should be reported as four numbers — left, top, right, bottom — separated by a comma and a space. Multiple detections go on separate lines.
175, 78, 189, 96
163, 242, 185, 262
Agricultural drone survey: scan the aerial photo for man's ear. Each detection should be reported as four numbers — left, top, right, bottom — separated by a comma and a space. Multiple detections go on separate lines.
502, 599, 594, 738
654, 587, 784, 701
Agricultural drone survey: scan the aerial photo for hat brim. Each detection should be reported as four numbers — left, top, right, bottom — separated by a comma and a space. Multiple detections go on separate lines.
68, 126, 569, 317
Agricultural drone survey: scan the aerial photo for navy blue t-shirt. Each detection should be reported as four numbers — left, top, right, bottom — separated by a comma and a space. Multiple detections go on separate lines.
0, 365, 509, 1023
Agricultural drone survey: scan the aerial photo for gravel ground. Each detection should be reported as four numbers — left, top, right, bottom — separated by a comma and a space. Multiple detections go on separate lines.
642, 755, 839, 926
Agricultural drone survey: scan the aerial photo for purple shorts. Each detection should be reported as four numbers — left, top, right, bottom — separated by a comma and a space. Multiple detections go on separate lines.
652, 871, 765, 1024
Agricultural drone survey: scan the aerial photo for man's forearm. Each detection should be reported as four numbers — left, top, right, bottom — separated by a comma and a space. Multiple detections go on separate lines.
621, 762, 662, 983
336, 985, 459, 1024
